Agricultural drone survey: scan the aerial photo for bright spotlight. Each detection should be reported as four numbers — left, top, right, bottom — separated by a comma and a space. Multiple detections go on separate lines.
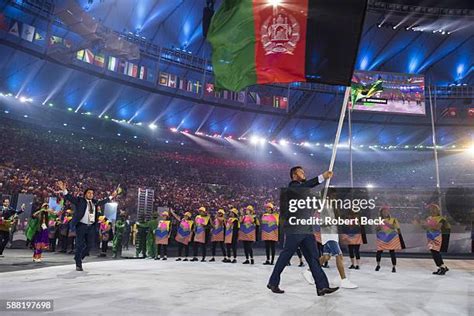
250, 136, 259, 145
149, 123, 157, 130
170, 127, 178, 133
302, 142, 310, 147
467, 144, 474, 154
19, 96, 27, 103
268, 0, 282, 6
279, 139, 288, 146
366, 184, 374, 188
259, 138, 266, 145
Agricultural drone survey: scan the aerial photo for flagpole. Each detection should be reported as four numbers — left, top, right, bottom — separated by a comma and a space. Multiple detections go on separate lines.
428, 84, 442, 211
322, 86, 351, 202
348, 101, 353, 188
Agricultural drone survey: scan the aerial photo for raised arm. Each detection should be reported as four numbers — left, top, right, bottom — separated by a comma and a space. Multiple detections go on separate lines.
57, 181, 80, 205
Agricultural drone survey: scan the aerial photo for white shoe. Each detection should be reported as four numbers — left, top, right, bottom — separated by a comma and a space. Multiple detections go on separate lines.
33, 258, 42, 263
340, 278, 358, 289
303, 269, 315, 285
332, 276, 342, 287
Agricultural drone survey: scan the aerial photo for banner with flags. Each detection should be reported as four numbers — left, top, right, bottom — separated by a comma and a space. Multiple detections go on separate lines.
159, 72, 169, 86
20, 23, 35, 42
76, 50, 85, 61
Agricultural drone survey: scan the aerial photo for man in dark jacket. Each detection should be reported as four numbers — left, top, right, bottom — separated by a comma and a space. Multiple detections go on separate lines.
267, 166, 339, 297
57, 181, 118, 271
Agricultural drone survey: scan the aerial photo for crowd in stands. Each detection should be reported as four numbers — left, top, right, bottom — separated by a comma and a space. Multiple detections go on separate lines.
0, 117, 472, 220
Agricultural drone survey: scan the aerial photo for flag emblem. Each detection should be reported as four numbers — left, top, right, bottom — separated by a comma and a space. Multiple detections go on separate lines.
261, 12, 300, 55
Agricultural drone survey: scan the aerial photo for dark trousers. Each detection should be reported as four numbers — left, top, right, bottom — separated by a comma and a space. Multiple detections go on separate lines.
158, 244, 167, 257
376, 250, 397, 265
193, 242, 207, 259
243, 241, 254, 259
211, 241, 226, 257
431, 250, 444, 266
269, 234, 329, 290
0, 230, 9, 255
348, 245, 361, 259
265, 240, 276, 262
226, 241, 237, 258
178, 243, 189, 257
101, 240, 108, 254
75, 223, 94, 267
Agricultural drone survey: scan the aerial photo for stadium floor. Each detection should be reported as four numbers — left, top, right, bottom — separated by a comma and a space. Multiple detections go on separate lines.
1, 252, 472, 315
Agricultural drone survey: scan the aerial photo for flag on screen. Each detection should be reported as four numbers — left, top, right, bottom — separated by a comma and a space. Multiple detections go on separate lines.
8, 21, 20, 37
131, 64, 138, 77
467, 108, 474, 118
84, 49, 94, 64
118, 59, 126, 74
126, 62, 135, 76
194, 81, 202, 94
94, 54, 105, 67
159, 72, 169, 86
207, 0, 367, 91
274, 96, 288, 109
168, 74, 177, 88
0, 13, 9, 31
441, 107, 458, 118
63, 39, 72, 48
205, 83, 215, 96
108, 56, 118, 71
76, 50, 85, 61
179, 78, 186, 90
139, 65, 146, 80
21, 23, 35, 42
187, 80, 194, 92
34, 29, 46, 42
49, 35, 63, 46
238, 91, 246, 103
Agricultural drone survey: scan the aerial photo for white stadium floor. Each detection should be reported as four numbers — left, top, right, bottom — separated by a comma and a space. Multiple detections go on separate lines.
0, 255, 473, 316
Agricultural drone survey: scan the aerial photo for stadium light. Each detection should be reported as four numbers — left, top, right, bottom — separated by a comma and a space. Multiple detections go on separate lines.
250, 136, 259, 145
467, 144, 474, 154
366, 184, 374, 188
149, 123, 157, 130
19, 96, 27, 103
170, 127, 178, 133
279, 139, 288, 146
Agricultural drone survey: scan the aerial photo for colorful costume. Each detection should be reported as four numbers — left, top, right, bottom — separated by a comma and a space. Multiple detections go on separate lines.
146, 217, 158, 258
224, 215, 239, 262
47, 213, 60, 252
426, 213, 450, 273
261, 206, 279, 265
192, 209, 211, 261
99, 217, 113, 256
239, 207, 259, 264
175, 212, 193, 260
375, 215, 402, 271
32, 207, 50, 261
112, 218, 125, 258
210, 210, 226, 260
155, 214, 171, 259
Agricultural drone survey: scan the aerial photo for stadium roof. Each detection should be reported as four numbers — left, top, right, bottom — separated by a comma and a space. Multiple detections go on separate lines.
0, 0, 473, 145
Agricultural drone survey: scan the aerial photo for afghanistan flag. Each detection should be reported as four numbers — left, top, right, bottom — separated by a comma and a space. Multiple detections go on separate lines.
207, 0, 367, 91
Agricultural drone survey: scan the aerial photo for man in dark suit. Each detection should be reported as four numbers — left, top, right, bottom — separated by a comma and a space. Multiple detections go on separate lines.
267, 166, 339, 296
57, 181, 118, 271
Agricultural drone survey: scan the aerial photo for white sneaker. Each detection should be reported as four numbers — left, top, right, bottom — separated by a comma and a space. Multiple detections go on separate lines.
340, 278, 358, 289
303, 269, 315, 285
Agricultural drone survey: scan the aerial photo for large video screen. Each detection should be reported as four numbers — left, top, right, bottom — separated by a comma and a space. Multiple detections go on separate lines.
351, 70, 426, 115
